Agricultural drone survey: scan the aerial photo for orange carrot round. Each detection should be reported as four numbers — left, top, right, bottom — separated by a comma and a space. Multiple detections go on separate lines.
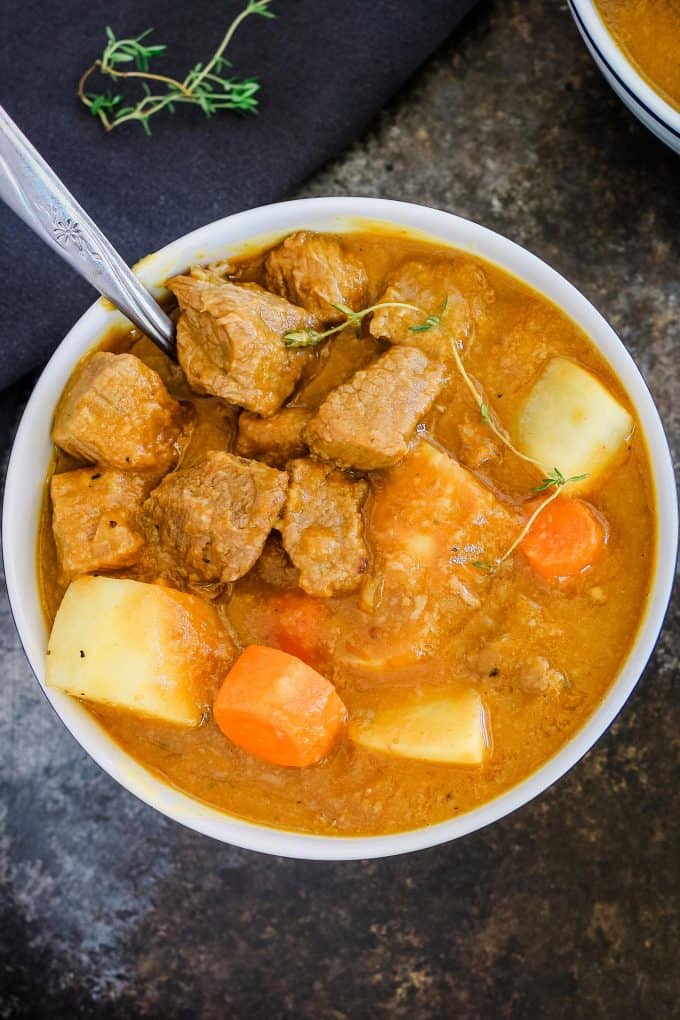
213, 645, 346, 767
520, 497, 605, 580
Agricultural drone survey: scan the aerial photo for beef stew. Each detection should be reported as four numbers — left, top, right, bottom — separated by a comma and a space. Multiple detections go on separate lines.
39, 228, 656, 836
595, 0, 680, 110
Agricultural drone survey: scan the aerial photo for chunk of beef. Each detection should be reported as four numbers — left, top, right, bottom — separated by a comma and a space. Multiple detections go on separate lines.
306, 347, 446, 470
253, 536, 300, 589
180, 398, 237, 469
296, 329, 382, 408
50, 469, 150, 578
369, 260, 474, 358
52, 352, 187, 473
129, 335, 188, 397
168, 273, 312, 415
143, 451, 288, 585
281, 459, 369, 597
235, 406, 313, 467
264, 231, 368, 325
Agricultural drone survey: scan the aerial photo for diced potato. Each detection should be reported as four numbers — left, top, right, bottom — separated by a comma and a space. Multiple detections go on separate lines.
47, 576, 236, 726
349, 689, 489, 765
516, 358, 634, 489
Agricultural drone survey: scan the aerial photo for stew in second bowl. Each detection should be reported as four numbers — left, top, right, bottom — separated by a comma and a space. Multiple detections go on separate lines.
594, 0, 680, 111
39, 227, 656, 836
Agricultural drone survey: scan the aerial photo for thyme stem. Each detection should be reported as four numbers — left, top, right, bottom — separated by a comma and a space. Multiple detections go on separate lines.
473, 470, 589, 574
283, 301, 425, 348
448, 337, 545, 472
78, 0, 273, 134
498, 486, 562, 564
186, 1, 264, 93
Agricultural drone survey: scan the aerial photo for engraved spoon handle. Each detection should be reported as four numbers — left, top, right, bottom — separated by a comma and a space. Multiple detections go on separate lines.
0, 105, 176, 358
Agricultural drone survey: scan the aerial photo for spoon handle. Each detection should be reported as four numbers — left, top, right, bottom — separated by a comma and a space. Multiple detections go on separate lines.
0, 105, 176, 358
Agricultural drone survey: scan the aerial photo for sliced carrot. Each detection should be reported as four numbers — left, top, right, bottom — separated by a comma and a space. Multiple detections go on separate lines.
213, 645, 346, 767
269, 591, 326, 665
520, 497, 605, 580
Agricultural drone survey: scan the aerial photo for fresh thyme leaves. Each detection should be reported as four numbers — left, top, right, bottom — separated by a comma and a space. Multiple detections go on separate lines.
408, 296, 449, 333
471, 560, 497, 574
480, 402, 491, 424
283, 301, 428, 349
282, 327, 326, 349
533, 468, 588, 492
78, 1, 274, 134
472, 469, 590, 574
284, 293, 454, 349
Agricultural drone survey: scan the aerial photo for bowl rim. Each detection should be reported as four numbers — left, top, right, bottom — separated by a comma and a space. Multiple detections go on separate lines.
568, 0, 680, 137
3, 195, 677, 860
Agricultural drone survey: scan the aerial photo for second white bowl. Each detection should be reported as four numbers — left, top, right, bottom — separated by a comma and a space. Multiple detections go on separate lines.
568, 0, 680, 153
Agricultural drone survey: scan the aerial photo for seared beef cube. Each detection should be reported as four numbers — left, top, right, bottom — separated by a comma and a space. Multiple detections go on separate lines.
51, 469, 149, 578
306, 347, 446, 470
369, 260, 473, 358
179, 398, 236, 469
281, 459, 369, 597
296, 329, 382, 407
129, 335, 188, 396
254, 536, 300, 589
52, 352, 187, 472
143, 451, 288, 585
235, 406, 313, 467
168, 273, 312, 415
264, 231, 368, 325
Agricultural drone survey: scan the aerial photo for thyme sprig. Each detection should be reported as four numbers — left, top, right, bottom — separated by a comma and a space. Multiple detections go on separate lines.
283, 301, 430, 348
78, 1, 274, 134
408, 296, 449, 333
472, 469, 589, 574
533, 467, 587, 492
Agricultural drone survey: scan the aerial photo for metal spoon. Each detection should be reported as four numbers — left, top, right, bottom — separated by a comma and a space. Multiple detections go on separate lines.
0, 105, 176, 358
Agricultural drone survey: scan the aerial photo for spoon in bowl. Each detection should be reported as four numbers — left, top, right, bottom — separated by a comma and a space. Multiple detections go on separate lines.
0, 105, 176, 358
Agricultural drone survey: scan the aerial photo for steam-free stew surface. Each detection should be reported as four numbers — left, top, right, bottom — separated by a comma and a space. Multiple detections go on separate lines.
39, 229, 655, 836
595, 0, 680, 110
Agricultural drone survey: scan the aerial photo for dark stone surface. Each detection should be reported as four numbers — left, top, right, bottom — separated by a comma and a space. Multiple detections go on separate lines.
1, 1, 678, 1017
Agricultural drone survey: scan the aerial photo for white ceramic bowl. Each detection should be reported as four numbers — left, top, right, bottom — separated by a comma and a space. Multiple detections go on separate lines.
3, 197, 677, 859
568, 0, 680, 153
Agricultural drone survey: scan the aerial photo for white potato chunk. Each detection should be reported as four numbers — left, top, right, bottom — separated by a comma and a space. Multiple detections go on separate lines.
516, 358, 634, 489
349, 689, 489, 765
47, 576, 236, 726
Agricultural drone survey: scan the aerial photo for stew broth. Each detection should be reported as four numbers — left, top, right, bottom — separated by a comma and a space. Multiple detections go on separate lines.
39, 230, 656, 836
596, 0, 680, 110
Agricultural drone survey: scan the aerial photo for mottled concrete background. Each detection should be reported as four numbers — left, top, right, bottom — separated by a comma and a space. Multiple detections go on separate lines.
1, 1, 678, 1017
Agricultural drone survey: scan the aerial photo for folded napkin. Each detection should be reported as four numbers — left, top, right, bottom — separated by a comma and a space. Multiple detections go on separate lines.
0, 0, 479, 390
